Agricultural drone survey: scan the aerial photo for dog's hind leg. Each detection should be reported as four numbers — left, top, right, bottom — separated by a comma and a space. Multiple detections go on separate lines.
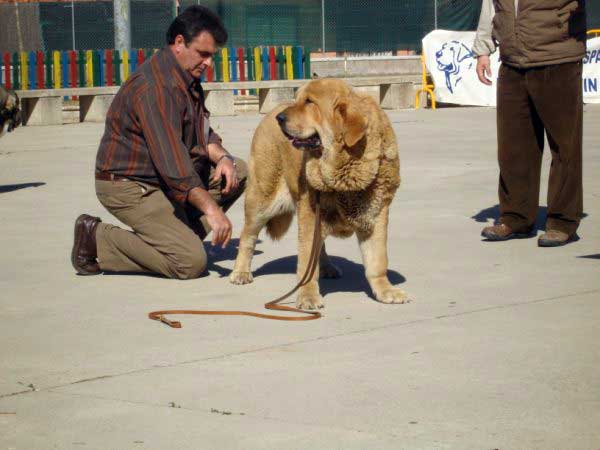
356, 205, 409, 304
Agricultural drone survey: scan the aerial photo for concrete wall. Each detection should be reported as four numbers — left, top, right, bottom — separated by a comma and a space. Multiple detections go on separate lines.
310, 55, 421, 79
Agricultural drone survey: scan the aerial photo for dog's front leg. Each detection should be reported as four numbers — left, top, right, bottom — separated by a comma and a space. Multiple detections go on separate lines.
230, 204, 268, 285
357, 206, 409, 304
296, 191, 324, 309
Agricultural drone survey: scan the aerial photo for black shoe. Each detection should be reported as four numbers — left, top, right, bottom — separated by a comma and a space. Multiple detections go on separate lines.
71, 214, 101, 275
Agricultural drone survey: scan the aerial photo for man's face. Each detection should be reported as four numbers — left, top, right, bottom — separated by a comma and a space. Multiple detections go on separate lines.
172, 31, 217, 79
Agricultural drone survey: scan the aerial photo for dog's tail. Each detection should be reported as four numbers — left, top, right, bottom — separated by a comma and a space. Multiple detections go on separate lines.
265, 212, 294, 240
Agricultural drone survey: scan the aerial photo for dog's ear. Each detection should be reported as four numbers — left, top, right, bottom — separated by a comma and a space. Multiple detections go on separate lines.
456, 43, 473, 63
335, 100, 367, 148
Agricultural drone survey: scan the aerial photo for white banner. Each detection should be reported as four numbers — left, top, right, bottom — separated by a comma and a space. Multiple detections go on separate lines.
583, 37, 600, 104
422, 30, 600, 106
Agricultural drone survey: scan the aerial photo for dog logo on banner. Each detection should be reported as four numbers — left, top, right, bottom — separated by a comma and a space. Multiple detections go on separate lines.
435, 41, 474, 93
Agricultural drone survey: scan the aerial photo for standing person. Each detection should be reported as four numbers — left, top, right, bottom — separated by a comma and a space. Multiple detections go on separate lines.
71, 5, 247, 278
473, 0, 587, 246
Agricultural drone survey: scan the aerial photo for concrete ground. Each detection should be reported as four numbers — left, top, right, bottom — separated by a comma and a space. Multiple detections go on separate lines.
0, 105, 599, 450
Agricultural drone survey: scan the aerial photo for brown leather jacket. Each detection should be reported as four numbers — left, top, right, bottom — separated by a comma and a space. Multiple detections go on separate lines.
492, 0, 587, 68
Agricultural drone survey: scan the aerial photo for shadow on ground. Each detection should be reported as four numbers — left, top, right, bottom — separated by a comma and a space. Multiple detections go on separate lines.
577, 254, 600, 260
206, 238, 263, 278
223, 254, 406, 298
0, 182, 45, 194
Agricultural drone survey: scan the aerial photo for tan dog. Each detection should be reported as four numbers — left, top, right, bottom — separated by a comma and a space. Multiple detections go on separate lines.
230, 79, 408, 309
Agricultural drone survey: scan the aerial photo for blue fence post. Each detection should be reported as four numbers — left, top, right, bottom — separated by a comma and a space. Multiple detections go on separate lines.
229, 46, 238, 95
61, 51, 69, 88
130, 49, 137, 74
28, 51, 36, 89
261, 47, 269, 80
294, 46, 303, 80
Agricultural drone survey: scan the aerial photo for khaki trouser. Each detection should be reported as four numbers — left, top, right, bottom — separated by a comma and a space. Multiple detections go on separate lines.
496, 61, 583, 235
95, 158, 247, 279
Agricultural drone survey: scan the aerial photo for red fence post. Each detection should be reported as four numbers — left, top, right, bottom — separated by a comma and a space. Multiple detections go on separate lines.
237, 47, 246, 95
2, 53, 11, 89
105, 50, 114, 86
69, 51, 77, 88
36, 51, 44, 89
269, 46, 277, 80
137, 49, 144, 66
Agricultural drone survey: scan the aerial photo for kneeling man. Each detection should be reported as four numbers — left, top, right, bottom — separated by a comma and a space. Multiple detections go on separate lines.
71, 6, 246, 279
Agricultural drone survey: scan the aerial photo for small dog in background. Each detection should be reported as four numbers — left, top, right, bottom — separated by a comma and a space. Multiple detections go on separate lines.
0, 85, 22, 137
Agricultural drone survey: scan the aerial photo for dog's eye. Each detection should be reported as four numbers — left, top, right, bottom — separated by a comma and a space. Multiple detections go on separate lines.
305, 98, 313, 105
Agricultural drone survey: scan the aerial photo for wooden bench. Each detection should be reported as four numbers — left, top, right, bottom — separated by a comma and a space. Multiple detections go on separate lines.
16, 75, 422, 126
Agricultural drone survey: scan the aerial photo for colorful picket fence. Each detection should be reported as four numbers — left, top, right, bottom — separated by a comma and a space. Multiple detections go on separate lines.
0, 46, 310, 91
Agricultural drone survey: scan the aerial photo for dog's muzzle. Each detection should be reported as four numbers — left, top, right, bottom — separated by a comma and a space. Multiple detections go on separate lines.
276, 112, 322, 150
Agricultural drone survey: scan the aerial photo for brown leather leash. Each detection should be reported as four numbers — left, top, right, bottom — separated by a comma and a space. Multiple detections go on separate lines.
148, 193, 323, 328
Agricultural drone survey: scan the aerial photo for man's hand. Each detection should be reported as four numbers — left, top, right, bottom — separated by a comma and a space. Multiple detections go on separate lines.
204, 208, 232, 248
187, 187, 232, 248
476, 55, 493, 86
212, 156, 239, 195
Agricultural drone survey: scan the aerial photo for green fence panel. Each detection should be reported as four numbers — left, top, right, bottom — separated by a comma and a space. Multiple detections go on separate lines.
114, 50, 122, 85
303, 47, 311, 79
92, 51, 101, 87
12, 53, 19, 90
44, 51, 53, 89
276, 46, 285, 80
77, 51, 86, 88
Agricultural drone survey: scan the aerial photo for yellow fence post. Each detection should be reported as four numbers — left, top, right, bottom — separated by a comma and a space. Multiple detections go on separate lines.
222, 47, 230, 82
85, 50, 93, 87
253, 47, 262, 81
122, 50, 130, 82
285, 46, 293, 80
20, 52, 28, 89
53, 50, 61, 89
415, 53, 436, 110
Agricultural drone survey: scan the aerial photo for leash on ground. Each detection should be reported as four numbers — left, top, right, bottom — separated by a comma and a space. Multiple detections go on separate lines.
148, 192, 323, 328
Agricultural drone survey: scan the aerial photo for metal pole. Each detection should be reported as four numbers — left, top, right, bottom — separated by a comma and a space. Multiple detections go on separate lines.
114, 0, 131, 53
71, 0, 76, 49
434, 0, 438, 30
321, 0, 325, 52
14, 2, 24, 53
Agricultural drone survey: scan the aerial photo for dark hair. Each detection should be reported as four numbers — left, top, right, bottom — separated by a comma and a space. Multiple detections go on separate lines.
166, 5, 227, 46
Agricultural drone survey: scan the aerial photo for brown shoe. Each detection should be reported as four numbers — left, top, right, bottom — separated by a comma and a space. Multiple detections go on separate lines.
481, 223, 535, 241
538, 230, 576, 247
71, 214, 101, 275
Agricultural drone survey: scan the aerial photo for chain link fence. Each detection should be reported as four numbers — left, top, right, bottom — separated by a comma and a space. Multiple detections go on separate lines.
2, 0, 600, 54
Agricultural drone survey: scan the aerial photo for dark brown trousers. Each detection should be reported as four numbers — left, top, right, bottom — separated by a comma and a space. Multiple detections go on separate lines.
496, 61, 583, 235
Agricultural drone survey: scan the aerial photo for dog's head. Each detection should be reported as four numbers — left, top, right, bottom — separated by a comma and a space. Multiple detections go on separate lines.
275, 79, 387, 193
276, 79, 367, 158
0, 86, 22, 135
435, 41, 473, 75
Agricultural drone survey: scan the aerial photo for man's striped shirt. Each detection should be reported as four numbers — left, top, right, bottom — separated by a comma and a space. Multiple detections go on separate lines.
95, 47, 221, 204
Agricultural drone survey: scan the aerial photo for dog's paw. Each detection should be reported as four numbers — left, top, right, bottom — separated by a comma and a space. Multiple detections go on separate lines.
229, 271, 254, 285
374, 287, 410, 304
296, 294, 325, 310
320, 261, 343, 279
